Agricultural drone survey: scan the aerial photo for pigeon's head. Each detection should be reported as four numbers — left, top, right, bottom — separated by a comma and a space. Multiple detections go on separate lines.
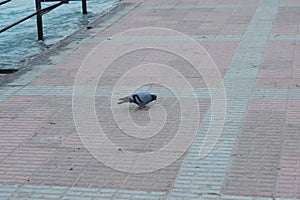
151, 94, 157, 101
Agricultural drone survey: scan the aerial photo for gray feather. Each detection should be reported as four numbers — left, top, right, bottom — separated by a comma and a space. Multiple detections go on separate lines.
118, 96, 130, 104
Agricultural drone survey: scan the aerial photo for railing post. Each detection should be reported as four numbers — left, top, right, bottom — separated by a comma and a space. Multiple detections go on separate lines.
82, 0, 87, 14
35, 0, 43, 41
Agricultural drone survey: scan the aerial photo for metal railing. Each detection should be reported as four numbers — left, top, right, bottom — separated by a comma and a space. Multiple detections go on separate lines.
0, 0, 11, 6
0, 0, 88, 40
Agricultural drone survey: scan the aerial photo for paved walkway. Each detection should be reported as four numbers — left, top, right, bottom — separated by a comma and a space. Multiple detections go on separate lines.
1, 0, 300, 199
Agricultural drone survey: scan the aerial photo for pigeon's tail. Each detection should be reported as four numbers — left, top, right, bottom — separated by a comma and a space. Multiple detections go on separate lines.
118, 96, 130, 104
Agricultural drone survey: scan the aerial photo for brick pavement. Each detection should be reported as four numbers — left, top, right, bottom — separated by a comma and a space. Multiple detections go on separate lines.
0, 0, 300, 199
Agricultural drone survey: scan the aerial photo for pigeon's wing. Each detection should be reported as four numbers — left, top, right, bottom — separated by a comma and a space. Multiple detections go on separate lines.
134, 91, 152, 106
130, 94, 142, 106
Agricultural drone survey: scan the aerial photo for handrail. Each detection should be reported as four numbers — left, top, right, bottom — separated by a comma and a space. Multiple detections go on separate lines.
0, 0, 11, 6
0, 0, 87, 40
42, 0, 69, 15
0, 1, 68, 34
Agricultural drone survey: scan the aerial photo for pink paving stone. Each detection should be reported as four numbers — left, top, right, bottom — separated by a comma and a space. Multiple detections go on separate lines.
3, 95, 56, 106
258, 68, 292, 79
0, 118, 13, 128
60, 133, 85, 148
292, 67, 300, 77
294, 43, 300, 67
102, 1, 254, 35
261, 41, 295, 68
0, 147, 55, 184
281, 0, 300, 3
195, 8, 235, 34
247, 100, 288, 111
223, 99, 287, 197
256, 78, 290, 89
0, 117, 47, 146
272, 7, 300, 36
231, 4, 258, 16
29, 42, 98, 86
286, 100, 300, 125
0, 147, 15, 162
290, 78, 300, 88
197, 41, 239, 76
94, 41, 237, 87
256, 68, 292, 88
141, 0, 178, 6
7, 117, 46, 127
183, 9, 212, 21
277, 157, 300, 198
3, 96, 69, 110
219, 24, 248, 35
205, 0, 250, 3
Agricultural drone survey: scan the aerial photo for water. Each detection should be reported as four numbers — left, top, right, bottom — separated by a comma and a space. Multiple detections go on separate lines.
0, 0, 119, 69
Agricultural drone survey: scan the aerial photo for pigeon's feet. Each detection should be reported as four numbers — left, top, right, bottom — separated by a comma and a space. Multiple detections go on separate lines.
139, 106, 150, 110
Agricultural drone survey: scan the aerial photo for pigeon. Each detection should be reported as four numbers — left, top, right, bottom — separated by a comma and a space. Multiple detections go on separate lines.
118, 91, 157, 110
